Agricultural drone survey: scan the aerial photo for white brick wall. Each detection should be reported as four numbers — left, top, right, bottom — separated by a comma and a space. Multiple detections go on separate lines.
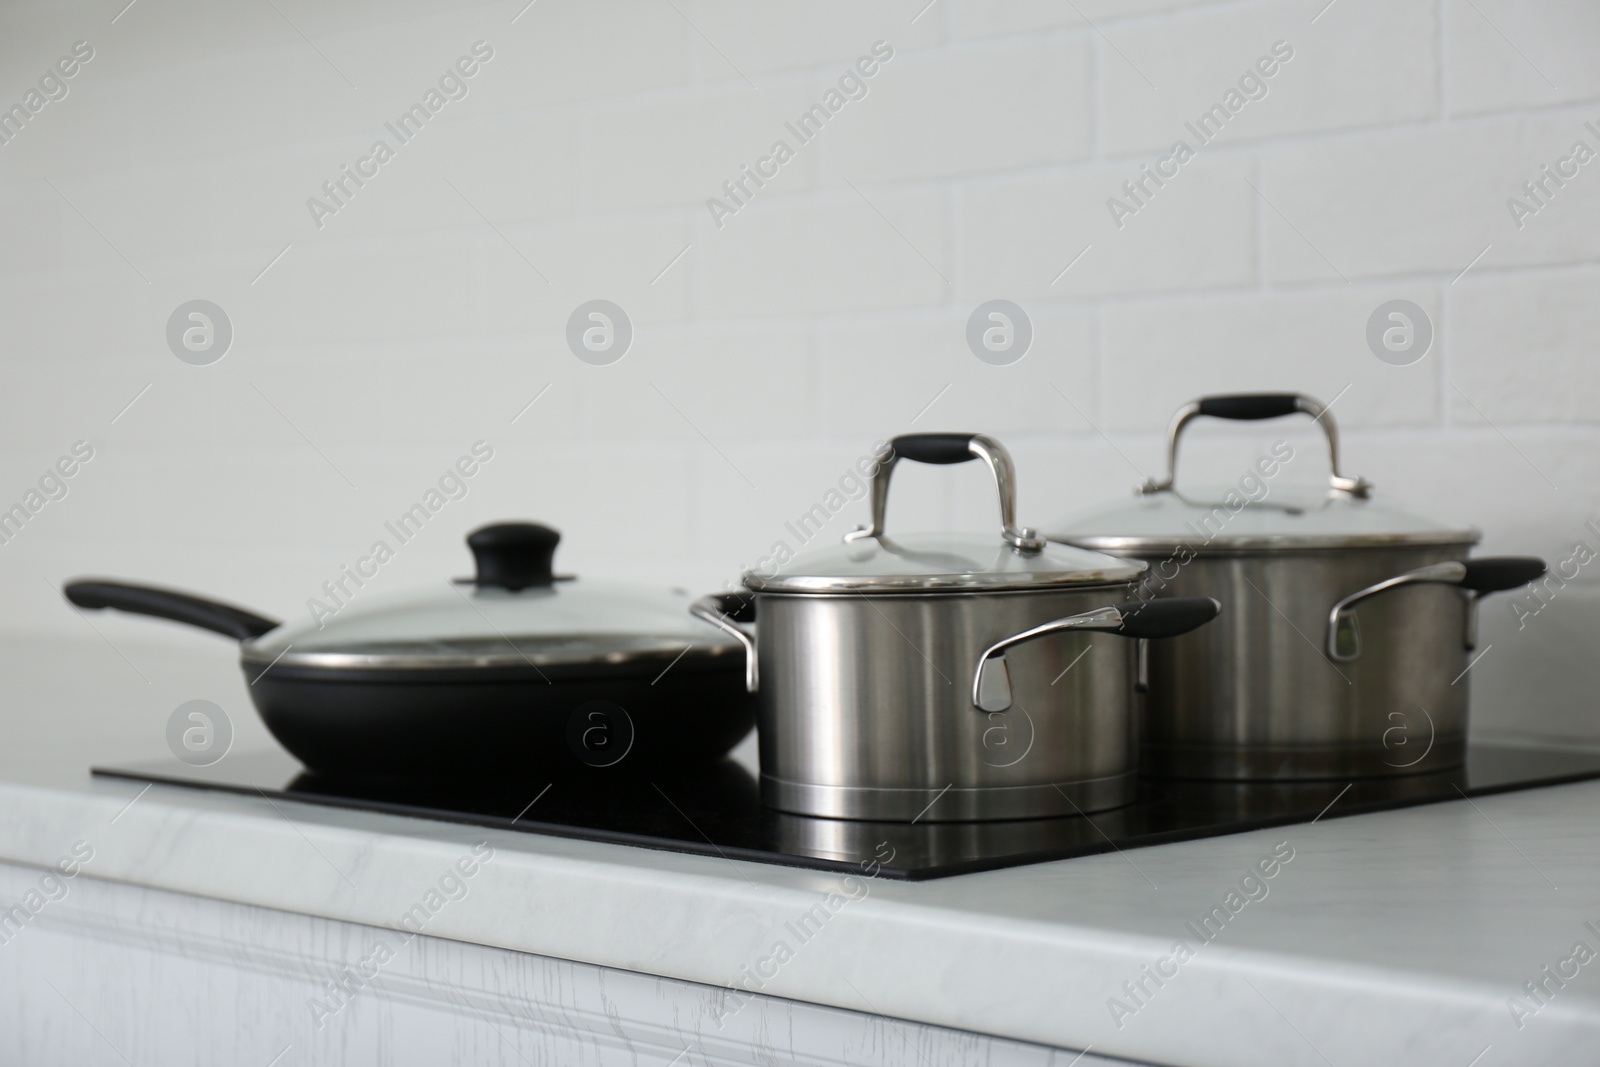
2, 0, 1597, 746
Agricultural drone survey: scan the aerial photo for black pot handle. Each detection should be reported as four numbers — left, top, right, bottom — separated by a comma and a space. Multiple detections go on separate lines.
1110, 597, 1223, 639
973, 597, 1221, 711
1325, 556, 1547, 661
63, 580, 280, 642
1459, 557, 1547, 593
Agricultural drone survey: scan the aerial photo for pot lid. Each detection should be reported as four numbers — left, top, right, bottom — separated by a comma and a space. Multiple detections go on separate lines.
1048, 393, 1478, 554
744, 433, 1146, 593
1052, 486, 1479, 554
243, 523, 742, 673
745, 533, 1145, 593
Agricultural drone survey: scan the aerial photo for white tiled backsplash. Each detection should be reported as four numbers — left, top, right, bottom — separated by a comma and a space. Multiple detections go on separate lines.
1, 0, 1595, 744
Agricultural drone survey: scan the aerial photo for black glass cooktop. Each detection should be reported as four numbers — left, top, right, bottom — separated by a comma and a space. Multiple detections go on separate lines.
93, 745, 1600, 881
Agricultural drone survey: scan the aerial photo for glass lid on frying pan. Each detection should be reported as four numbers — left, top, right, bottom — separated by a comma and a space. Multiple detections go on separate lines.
244, 523, 742, 673
1050, 393, 1478, 554
744, 433, 1146, 594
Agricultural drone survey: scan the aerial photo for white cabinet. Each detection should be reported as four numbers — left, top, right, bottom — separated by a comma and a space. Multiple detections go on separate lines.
0, 861, 1126, 1066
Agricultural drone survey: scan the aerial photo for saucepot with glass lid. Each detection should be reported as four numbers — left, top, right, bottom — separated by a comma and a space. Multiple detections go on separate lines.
1051, 393, 1546, 781
693, 433, 1220, 822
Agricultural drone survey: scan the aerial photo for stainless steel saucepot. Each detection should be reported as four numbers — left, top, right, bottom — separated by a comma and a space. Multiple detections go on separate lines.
693, 433, 1220, 822
1051, 393, 1545, 781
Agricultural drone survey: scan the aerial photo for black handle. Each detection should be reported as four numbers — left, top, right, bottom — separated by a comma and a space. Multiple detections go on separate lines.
1459, 557, 1546, 594
63, 580, 279, 642
707, 591, 756, 624
1195, 394, 1301, 421
1111, 597, 1221, 639
889, 433, 977, 465
467, 522, 560, 590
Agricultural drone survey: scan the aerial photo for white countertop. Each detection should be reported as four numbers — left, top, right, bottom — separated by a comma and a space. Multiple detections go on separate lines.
4, 628, 1600, 1067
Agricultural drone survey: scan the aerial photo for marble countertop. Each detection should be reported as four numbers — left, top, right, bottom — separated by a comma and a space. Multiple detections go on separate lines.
4, 629, 1600, 1067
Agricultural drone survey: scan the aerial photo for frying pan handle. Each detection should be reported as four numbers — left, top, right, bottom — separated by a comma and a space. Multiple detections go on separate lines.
1324, 557, 1547, 661
973, 597, 1220, 712
63, 580, 279, 642
844, 433, 1047, 554
1140, 392, 1371, 499
690, 593, 758, 693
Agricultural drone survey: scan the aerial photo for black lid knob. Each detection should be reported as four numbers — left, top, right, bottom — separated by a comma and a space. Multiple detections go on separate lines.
467, 523, 560, 590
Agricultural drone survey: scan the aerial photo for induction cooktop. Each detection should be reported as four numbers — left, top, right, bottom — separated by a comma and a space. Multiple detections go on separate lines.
92, 743, 1600, 881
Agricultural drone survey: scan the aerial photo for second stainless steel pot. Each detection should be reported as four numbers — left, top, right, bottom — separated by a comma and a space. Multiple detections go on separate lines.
693, 433, 1220, 822
1051, 393, 1545, 781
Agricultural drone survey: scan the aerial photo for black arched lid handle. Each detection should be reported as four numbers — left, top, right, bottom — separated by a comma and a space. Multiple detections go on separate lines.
467, 523, 560, 590
890, 433, 978, 465
1195, 394, 1301, 420
63, 580, 279, 642
1459, 557, 1546, 593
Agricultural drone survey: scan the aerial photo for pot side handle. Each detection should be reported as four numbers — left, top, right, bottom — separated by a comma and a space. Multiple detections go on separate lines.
973, 597, 1220, 713
63, 579, 280, 642
1325, 556, 1546, 662
690, 593, 758, 693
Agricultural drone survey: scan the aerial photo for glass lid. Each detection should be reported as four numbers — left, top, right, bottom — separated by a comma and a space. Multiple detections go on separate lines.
1048, 393, 1478, 553
244, 523, 740, 672
1054, 487, 1478, 553
745, 433, 1146, 594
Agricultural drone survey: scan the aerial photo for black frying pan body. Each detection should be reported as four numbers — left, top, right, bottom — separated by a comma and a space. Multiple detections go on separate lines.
248, 665, 755, 780
66, 579, 755, 780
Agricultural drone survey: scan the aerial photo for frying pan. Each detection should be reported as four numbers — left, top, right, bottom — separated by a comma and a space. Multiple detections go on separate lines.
65, 523, 755, 779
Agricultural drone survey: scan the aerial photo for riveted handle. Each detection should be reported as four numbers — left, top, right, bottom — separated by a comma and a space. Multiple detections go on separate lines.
972, 597, 1221, 711
1141, 392, 1370, 498
845, 433, 1045, 554
690, 594, 758, 692
1326, 557, 1546, 661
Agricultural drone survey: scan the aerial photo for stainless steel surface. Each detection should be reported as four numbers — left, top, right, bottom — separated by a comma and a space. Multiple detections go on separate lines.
1051, 391, 1520, 781
845, 432, 1046, 553
1138, 392, 1371, 497
1127, 545, 1476, 779
690, 595, 758, 691
1059, 508, 1480, 554
752, 587, 1143, 820
703, 431, 1176, 821
762, 769, 1138, 825
1325, 560, 1470, 661
972, 605, 1125, 712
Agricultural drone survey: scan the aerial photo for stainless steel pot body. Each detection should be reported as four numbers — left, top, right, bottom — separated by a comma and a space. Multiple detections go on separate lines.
1121, 543, 1474, 780
752, 585, 1141, 821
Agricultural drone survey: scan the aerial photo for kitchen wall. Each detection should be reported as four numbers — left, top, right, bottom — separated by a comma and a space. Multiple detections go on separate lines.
1, 0, 1596, 744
